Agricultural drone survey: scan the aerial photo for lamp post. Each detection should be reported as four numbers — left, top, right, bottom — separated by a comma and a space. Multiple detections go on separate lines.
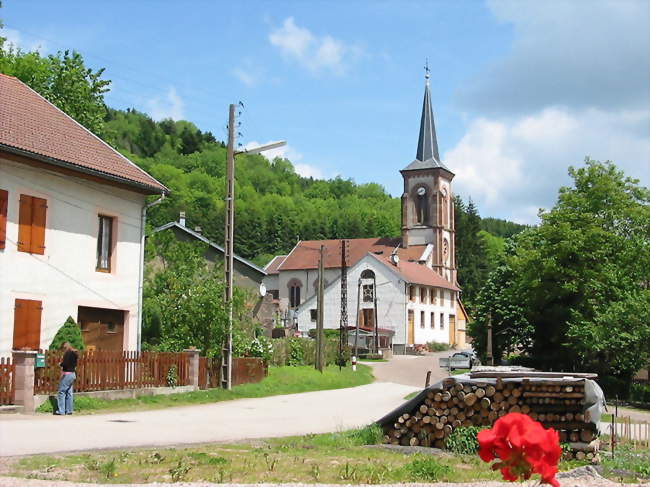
221, 102, 285, 390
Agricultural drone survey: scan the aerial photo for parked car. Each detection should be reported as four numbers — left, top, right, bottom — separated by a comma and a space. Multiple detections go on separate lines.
438, 350, 480, 371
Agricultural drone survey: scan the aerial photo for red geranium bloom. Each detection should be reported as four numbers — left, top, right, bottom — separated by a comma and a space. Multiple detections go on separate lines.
478, 412, 562, 487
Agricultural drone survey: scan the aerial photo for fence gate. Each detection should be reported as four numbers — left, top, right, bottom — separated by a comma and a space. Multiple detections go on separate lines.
0, 357, 15, 405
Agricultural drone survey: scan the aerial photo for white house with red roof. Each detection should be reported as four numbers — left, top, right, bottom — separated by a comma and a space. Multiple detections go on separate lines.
263, 73, 469, 350
0, 74, 167, 355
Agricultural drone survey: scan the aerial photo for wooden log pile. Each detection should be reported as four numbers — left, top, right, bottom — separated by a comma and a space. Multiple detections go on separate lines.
382, 377, 598, 459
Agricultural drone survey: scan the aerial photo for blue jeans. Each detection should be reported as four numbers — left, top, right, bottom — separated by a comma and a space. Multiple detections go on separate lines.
57, 372, 75, 414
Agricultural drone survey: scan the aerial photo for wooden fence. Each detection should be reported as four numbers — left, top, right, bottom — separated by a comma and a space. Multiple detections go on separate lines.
34, 350, 190, 395
0, 357, 14, 405
198, 357, 267, 389
607, 416, 650, 448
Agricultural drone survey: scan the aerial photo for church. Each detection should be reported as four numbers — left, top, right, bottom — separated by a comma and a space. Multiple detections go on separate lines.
263, 73, 469, 352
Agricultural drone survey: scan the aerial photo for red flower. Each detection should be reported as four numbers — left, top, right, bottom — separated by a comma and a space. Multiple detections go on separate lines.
478, 412, 562, 487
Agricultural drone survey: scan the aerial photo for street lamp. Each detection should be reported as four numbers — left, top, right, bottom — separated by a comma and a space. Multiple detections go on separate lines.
221, 101, 286, 390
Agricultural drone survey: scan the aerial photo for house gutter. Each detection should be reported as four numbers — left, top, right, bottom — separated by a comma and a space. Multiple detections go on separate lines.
137, 194, 165, 351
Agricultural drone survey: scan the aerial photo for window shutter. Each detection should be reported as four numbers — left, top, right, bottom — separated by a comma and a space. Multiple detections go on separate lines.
13, 299, 42, 350
27, 300, 43, 350
0, 189, 7, 250
31, 197, 47, 255
18, 195, 33, 253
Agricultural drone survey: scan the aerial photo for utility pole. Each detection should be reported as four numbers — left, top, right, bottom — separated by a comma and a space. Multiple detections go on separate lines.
354, 278, 361, 361
221, 103, 236, 390
315, 244, 325, 372
373, 274, 379, 354
486, 313, 494, 366
219, 102, 285, 390
339, 239, 349, 369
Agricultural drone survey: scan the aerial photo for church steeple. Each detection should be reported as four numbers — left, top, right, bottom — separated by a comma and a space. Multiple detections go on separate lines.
402, 68, 452, 173
416, 64, 440, 163
399, 65, 456, 284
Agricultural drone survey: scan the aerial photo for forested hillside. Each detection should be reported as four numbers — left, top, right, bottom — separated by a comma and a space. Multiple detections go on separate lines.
0, 39, 526, 309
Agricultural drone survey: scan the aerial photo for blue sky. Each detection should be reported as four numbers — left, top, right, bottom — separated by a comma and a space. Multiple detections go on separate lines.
2, 0, 648, 223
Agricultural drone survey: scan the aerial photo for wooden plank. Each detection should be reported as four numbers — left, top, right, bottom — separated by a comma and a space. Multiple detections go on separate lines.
17, 194, 32, 253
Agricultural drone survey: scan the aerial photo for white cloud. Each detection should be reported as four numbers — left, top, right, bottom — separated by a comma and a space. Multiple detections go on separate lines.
294, 163, 324, 179
269, 17, 360, 74
245, 140, 325, 179
449, 1, 649, 224
1, 27, 47, 53
446, 107, 650, 224
147, 87, 184, 121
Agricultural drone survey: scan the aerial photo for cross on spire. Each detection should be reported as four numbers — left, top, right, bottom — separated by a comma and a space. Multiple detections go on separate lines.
424, 58, 430, 82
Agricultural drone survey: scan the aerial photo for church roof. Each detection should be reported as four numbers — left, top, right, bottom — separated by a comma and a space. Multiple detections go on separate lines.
369, 252, 460, 291
277, 238, 431, 272
402, 75, 453, 174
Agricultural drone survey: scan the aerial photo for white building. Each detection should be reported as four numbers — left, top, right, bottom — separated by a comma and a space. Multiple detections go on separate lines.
0, 74, 167, 355
264, 73, 469, 350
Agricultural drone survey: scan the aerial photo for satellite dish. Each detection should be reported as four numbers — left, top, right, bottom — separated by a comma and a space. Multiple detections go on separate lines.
259, 283, 267, 297
390, 253, 400, 266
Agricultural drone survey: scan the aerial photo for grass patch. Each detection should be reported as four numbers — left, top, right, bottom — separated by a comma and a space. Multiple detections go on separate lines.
450, 368, 471, 375
36, 364, 373, 415
403, 391, 420, 400
5, 428, 502, 484
9, 427, 643, 484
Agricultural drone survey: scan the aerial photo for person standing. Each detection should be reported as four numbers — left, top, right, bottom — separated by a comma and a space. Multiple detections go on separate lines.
56, 342, 78, 415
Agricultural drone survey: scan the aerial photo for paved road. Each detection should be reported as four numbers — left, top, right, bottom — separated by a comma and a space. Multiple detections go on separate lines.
0, 382, 418, 457
363, 351, 457, 388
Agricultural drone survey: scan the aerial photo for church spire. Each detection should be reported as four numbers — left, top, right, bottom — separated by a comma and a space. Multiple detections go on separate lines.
416, 62, 440, 163
402, 65, 451, 173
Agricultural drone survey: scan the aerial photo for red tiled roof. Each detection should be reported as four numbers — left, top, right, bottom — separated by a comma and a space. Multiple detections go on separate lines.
278, 238, 402, 271
279, 238, 431, 271
0, 74, 167, 194
264, 255, 287, 275
370, 252, 460, 291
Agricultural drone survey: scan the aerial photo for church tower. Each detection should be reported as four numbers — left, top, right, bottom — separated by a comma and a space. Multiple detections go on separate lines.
400, 69, 456, 283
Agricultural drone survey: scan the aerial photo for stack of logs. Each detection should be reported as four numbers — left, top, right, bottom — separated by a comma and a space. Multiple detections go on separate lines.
383, 377, 598, 460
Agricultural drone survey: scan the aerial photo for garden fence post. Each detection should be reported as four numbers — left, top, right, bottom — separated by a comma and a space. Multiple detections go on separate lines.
184, 349, 201, 389
12, 350, 37, 413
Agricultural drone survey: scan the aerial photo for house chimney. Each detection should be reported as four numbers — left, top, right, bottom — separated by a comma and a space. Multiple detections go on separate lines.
179, 211, 186, 226
194, 226, 202, 234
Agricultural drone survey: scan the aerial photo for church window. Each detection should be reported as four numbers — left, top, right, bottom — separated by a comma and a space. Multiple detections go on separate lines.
362, 285, 374, 303
420, 311, 425, 329
432, 289, 438, 304
420, 287, 427, 304
288, 279, 302, 308
409, 286, 416, 302
416, 186, 427, 224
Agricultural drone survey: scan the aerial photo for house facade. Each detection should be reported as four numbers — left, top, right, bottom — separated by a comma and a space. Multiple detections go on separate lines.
264, 72, 468, 350
0, 74, 167, 355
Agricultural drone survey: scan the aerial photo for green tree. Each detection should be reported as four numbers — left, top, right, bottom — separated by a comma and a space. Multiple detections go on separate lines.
49, 316, 85, 351
471, 159, 650, 389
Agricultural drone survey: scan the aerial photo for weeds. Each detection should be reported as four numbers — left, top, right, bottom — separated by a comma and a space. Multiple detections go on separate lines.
403, 455, 452, 481
99, 459, 117, 480
169, 459, 191, 482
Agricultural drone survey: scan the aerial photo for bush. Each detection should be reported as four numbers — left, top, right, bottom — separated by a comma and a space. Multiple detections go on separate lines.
308, 328, 340, 339
269, 337, 342, 367
426, 341, 450, 352
599, 375, 631, 399
403, 455, 452, 481
630, 383, 650, 404
444, 426, 484, 454
49, 316, 85, 351
247, 336, 273, 362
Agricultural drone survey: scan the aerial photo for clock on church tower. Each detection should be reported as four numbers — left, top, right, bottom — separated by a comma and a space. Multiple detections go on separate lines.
400, 68, 456, 284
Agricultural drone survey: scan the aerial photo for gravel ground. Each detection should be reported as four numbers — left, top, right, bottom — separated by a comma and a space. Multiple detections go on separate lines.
0, 474, 644, 487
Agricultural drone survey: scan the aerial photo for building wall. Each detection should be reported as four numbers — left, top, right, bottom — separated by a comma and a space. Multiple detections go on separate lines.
0, 158, 146, 355
277, 268, 339, 311
290, 255, 458, 346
